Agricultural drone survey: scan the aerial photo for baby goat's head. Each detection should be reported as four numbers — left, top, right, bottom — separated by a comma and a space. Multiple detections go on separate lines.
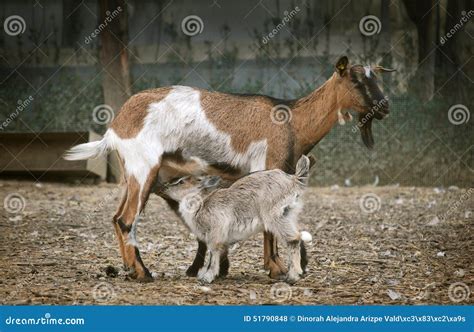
162, 175, 221, 203
334, 56, 395, 148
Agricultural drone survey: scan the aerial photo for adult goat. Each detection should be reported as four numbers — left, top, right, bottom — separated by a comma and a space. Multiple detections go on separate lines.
64, 56, 394, 281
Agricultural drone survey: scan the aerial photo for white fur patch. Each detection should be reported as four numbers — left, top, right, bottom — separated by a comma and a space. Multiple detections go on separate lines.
300, 231, 312, 243
106, 86, 268, 184
364, 65, 371, 78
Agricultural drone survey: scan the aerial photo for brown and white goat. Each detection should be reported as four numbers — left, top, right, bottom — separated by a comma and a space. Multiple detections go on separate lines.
64, 56, 394, 281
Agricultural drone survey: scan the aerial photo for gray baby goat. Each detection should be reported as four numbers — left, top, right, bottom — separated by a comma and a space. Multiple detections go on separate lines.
162, 155, 313, 284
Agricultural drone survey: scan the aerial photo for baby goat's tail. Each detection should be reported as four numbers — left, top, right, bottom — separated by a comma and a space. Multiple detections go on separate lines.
300, 230, 312, 243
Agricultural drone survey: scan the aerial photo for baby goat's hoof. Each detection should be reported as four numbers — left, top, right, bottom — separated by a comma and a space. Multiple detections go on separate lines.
198, 271, 216, 284
186, 265, 200, 277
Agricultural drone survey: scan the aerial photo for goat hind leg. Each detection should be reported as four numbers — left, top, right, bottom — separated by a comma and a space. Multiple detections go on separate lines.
112, 185, 129, 270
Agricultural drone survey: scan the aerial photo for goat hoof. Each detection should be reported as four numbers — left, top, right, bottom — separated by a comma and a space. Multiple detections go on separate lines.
186, 265, 200, 277
198, 270, 215, 284
285, 274, 300, 285
136, 274, 154, 283
268, 265, 287, 280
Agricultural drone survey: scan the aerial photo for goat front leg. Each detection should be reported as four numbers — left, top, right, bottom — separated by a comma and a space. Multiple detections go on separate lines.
264, 232, 288, 279
186, 240, 207, 277
286, 240, 303, 284
118, 169, 159, 282
161, 197, 229, 277
197, 245, 223, 284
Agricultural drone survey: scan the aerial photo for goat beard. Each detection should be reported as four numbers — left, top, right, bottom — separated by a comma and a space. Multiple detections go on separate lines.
359, 113, 375, 149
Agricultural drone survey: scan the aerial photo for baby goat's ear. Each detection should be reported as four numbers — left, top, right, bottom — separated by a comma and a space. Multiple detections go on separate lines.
295, 155, 310, 184
307, 154, 317, 170
201, 176, 221, 189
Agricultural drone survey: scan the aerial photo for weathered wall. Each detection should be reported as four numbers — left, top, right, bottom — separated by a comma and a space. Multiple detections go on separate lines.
0, 0, 472, 187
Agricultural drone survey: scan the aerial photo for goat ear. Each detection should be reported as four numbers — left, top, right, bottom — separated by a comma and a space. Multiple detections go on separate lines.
335, 56, 349, 76
306, 154, 317, 170
202, 176, 221, 188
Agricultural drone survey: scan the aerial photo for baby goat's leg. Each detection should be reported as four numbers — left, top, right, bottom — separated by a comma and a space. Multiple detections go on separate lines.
161, 196, 208, 277
198, 245, 225, 283
218, 246, 229, 277
187, 240, 207, 277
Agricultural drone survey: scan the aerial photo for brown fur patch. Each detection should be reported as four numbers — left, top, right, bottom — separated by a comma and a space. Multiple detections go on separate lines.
110, 87, 172, 139
199, 90, 294, 169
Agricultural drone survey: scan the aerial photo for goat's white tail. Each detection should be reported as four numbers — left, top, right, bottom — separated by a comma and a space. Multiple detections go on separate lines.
300, 231, 312, 243
63, 136, 109, 161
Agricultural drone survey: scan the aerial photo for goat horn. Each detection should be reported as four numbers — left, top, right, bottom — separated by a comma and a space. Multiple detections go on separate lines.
374, 65, 396, 72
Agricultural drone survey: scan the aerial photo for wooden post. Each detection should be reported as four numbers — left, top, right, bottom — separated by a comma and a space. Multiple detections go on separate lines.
98, 0, 131, 182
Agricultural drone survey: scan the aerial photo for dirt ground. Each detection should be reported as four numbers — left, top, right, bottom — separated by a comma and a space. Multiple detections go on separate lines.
0, 180, 472, 305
